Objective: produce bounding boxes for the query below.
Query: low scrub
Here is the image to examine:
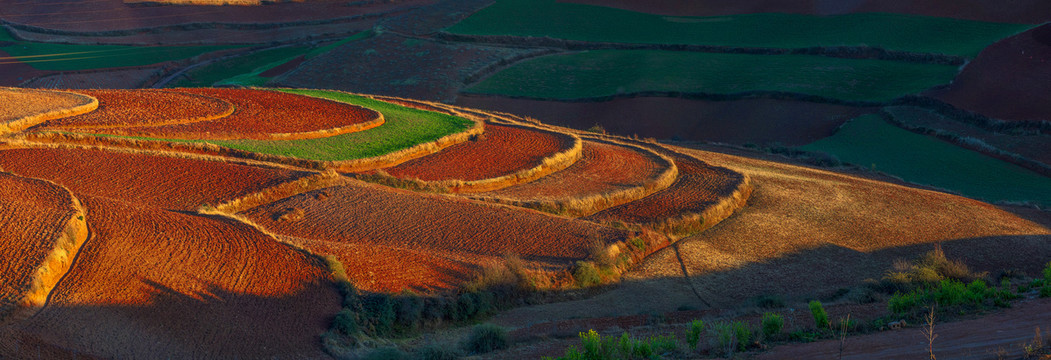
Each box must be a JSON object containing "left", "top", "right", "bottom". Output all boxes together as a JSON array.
[
  {"left": 462, "top": 324, "right": 509, "bottom": 354},
  {"left": 543, "top": 330, "right": 678, "bottom": 360},
  {"left": 877, "top": 247, "right": 987, "bottom": 293},
  {"left": 888, "top": 278, "right": 1017, "bottom": 316},
  {"left": 708, "top": 320, "right": 753, "bottom": 357}
]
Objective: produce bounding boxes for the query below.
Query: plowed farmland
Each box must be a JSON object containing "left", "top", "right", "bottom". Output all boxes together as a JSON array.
[
  {"left": 2, "top": 195, "right": 341, "bottom": 359},
  {"left": 0, "top": 147, "right": 308, "bottom": 211},
  {"left": 279, "top": 236, "right": 478, "bottom": 293},
  {"left": 585, "top": 147, "right": 745, "bottom": 225},
  {"left": 86, "top": 88, "right": 381, "bottom": 140},
  {"left": 480, "top": 139, "right": 670, "bottom": 210},
  {"left": 41, "top": 89, "right": 233, "bottom": 129},
  {"left": 0, "top": 173, "right": 80, "bottom": 321},
  {"left": 240, "top": 181, "right": 632, "bottom": 285},
  {"left": 384, "top": 123, "right": 574, "bottom": 182},
  {"left": 0, "top": 88, "right": 97, "bottom": 133},
  {"left": 930, "top": 24, "right": 1051, "bottom": 122}
]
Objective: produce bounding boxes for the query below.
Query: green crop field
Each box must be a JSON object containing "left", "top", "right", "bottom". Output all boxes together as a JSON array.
[
  {"left": 448, "top": 0, "right": 1031, "bottom": 57},
  {"left": 801, "top": 115, "right": 1051, "bottom": 206},
  {"left": 213, "top": 89, "right": 474, "bottom": 161},
  {"left": 465, "top": 50, "right": 959, "bottom": 102},
  {"left": 0, "top": 28, "right": 239, "bottom": 71}
]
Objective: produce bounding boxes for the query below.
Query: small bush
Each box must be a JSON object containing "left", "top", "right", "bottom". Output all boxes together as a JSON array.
[
  {"left": 463, "top": 324, "right": 509, "bottom": 354},
  {"left": 415, "top": 343, "right": 461, "bottom": 360},
  {"left": 709, "top": 321, "right": 750, "bottom": 356},
  {"left": 686, "top": 319, "right": 704, "bottom": 350},
  {"left": 809, "top": 300, "right": 829, "bottom": 329},
  {"left": 333, "top": 309, "right": 359, "bottom": 336},
  {"left": 545, "top": 330, "right": 677, "bottom": 360},
  {"left": 1041, "top": 286, "right": 1051, "bottom": 298},
  {"left": 364, "top": 347, "right": 408, "bottom": 360},
  {"left": 1044, "top": 262, "right": 1051, "bottom": 282},
  {"left": 754, "top": 294, "right": 785, "bottom": 309},
  {"left": 761, "top": 312, "right": 784, "bottom": 338},
  {"left": 573, "top": 261, "right": 602, "bottom": 287}
]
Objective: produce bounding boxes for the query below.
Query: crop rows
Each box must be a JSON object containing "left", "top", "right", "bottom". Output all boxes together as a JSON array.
[{"left": 41, "top": 89, "right": 234, "bottom": 130}]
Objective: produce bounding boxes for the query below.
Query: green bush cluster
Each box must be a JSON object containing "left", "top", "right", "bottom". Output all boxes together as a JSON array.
[
  {"left": 686, "top": 320, "right": 704, "bottom": 350},
  {"left": 463, "top": 324, "right": 509, "bottom": 354},
  {"left": 888, "top": 278, "right": 1017, "bottom": 316},
  {"left": 809, "top": 300, "right": 829, "bottom": 329},
  {"left": 708, "top": 320, "right": 752, "bottom": 357},
  {"left": 544, "top": 330, "right": 678, "bottom": 360},
  {"left": 761, "top": 312, "right": 784, "bottom": 338}
]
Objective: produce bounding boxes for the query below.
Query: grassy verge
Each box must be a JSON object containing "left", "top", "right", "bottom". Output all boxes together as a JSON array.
[
  {"left": 0, "top": 28, "right": 240, "bottom": 71},
  {"left": 464, "top": 50, "right": 959, "bottom": 102},
  {"left": 447, "top": 0, "right": 1031, "bottom": 57},
  {"left": 801, "top": 114, "right": 1051, "bottom": 206}
]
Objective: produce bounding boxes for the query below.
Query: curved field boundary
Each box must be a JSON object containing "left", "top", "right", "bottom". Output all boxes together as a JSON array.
[
  {"left": 468, "top": 136, "right": 679, "bottom": 217},
  {"left": 369, "top": 95, "right": 459, "bottom": 115},
  {"left": 40, "top": 89, "right": 236, "bottom": 130},
  {"left": 208, "top": 170, "right": 350, "bottom": 214},
  {"left": 0, "top": 174, "right": 87, "bottom": 325},
  {"left": 0, "top": 88, "right": 98, "bottom": 135},
  {"left": 382, "top": 122, "right": 584, "bottom": 193}
]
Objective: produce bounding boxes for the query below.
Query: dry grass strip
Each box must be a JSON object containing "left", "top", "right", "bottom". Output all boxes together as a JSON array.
[{"left": 0, "top": 88, "right": 98, "bottom": 135}]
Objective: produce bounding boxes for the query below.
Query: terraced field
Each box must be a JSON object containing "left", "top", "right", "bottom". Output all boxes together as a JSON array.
[
  {"left": 0, "top": 88, "right": 97, "bottom": 134},
  {"left": 1, "top": 195, "right": 341, "bottom": 359},
  {"left": 40, "top": 89, "right": 234, "bottom": 129},
  {"left": 0, "top": 147, "right": 309, "bottom": 211},
  {"left": 465, "top": 50, "right": 960, "bottom": 102},
  {"left": 448, "top": 0, "right": 1030, "bottom": 56}
]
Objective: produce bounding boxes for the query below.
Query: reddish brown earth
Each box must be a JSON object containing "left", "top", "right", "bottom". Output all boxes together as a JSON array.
[
  {"left": 0, "top": 173, "right": 78, "bottom": 318},
  {"left": 94, "top": 88, "right": 380, "bottom": 139},
  {"left": 759, "top": 298, "right": 1051, "bottom": 359},
  {"left": 384, "top": 123, "right": 574, "bottom": 182},
  {"left": 258, "top": 55, "right": 304, "bottom": 77},
  {"left": 0, "top": 147, "right": 308, "bottom": 211},
  {"left": 0, "top": 50, "right": 48, "bottom": 87},
  {"left": 277, "top": 33, "right": 545, "bottom": 101},
  {"left": 930, "top": 24, "right": 1051, "bottom": 122},
  {"left": 0, "top": 195, "right": 341, "bottom": 359},
  {"left": 482, "top": 139, "right": 664, "bottom": 199},
  {"left": 40, "top": 89, "right": 233, "bottom": 129},
  {"left": 562, "top": 0, "right": 1051, "bottom": 23},
  {"left": 240, "top": 181, "right": 633, "bottom": 289},
  {"left": 0, "top": 0, "right": 431, "bottom": 33},
  {"left": 23, "top": 67, "right": 162, "bottom": 89},
  {"left": 585, "top": 148, "right": 744, "bottom": 225},
  {"left": 456, "top": 95, "right": 869, "bottom": 146},
  {"left": 280, "top": 236, "right": 478, "bottom": 294}
]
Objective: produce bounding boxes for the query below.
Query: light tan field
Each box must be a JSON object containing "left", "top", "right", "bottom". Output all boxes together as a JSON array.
[{"left": 0, "top": 88, "right": 97, "bottom": 134}]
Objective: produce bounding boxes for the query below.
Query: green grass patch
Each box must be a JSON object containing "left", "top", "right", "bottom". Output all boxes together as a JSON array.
[
  {"left": 448, "top": 0, "right": 1031, "bottom": 57},
  {"left": 465, "top": 50, "right": 958, "bottom": 101},
  {"left": 0, "top": 28, "right": 239, "bottom": 71},
  {"left": 801, "top": 115, "right": 1051, "bottom": 206}
]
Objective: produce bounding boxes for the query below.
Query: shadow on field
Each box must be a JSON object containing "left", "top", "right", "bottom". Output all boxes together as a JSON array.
[{"left": 0, "top": 279, "right": 338, "bottom": 359}]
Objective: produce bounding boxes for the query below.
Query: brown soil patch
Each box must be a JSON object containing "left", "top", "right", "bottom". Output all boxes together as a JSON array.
[
  {"left": 385, "top": 123, "right": 574, "bottom": 182},
  {"left": 258, "top": 55, "right": 304, "bottom": 77},
  {"left": 455, "top": 95, "right": 868, "bottom": 146},
  {"left": 759, "top": 298, "right": 1051, "bottom": 359},
  {"left": 41, "top": 89, "right": 233, "bottom": 129},
  {"left": 0, "top": 173, "right": 79, "bottom": 321},
  {"left": 0, "top": 147, "right": 308, "bottom": 211},
  {"left": 562, "top": 0, "right": 1051, "bottom": 23},
  {"left": 0, "top": 88, "right": 97, "bottom": 133},
  {"left": 0, "top": 50, "right": 49, "bottom": 87},
  {"left": 0, "top": 195, "right": 341, "bottom": 359},
  {"left": 482, "top": 139, "right": 665, "bottom": 200},
  {"left": 23, "top": 67, "right": 162, "bottom": 89},
  {"left": 585, "top": 147, "right": 744, "bottom": 225},
  {"left": 930, "top": 24, "right": 1051, "bottom": 122},
  {"left": 90, "top": 88, "right": 381, "bottom": 140},
  {"left": 240, "top": 180, "right": 633, "bottom": 291}
]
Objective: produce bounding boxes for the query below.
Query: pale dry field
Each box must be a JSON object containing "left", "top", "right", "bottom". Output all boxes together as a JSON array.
[{"left": 0, "top": 88, "right": 97, "bottom": 134}]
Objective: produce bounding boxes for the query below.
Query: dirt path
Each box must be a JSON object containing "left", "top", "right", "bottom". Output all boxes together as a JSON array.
[{"left": 758, "top": 298, "right": 1051, "bottom": 359}]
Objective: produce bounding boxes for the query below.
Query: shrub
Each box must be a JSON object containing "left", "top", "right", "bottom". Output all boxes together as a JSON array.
[
  {"left": 463, "top": 324, "right": 509, "bottom": 354},
  {"left": 361, "top": 294, "right": 397, "bottom": 336},
  {"left": 1041, "top": 286, "right": 1051, "bottom": 298},
  {"left": 889, "top": 291, "right": 922, "bottom": 315},
  {"left": 686, "top": 319, "right": 704, "bottom": 350},
  {"left": 545, "top": 330, "right": 677, "bottom": 360},
  {"left": 333, "top": 309, "right": 359, "bottom": 336},
  {"left": 415, "top": 343, "right": 461, "bottom": 360},
  {"left": 709, "top": 321, "right": 750, "bottom": 356},
  {"left": 809, "top": 300, "right": 830, "bottom": 329},
  {"left": 761, "top": 312, "right": 784, "bottom": 338},
  {"left": 364, "top": 347, "right": 408, "bottom": 360},
  {"left": 1044, "top": 262, "right": 1051, "bottom": 282},
  {"left": 573, "top": 261, "right": 602, "bottom": 287},
  {"left": 754, "top": 294, "right": 785, "bottom": 309}
]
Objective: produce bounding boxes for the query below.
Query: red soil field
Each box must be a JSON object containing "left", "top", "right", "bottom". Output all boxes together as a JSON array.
[
  {"left": 384, "top": 123, "right": 574, "bottom": 182},
  {"left": 562, "top": 0, "right": 1051, "bottom": 23},
  {"left": 0, "top": 50, "right": 48, "bottom": 87},
  {"left": 94, "top": 88, "right": 381, "bottom": 139},
  {"left": 456, "top": 95, "right": 868, "bottom": 146},
  {"left": 280, "top": 236, "right": 478, "bottom": 294},
  {"left": 0, "top": 173, "right": 78, "bottom": 319},
  {"left": 0, "top": 147, "right": 309, "bottom": 211},
  {"left": 24, "top": 68, "right": 162, "bottom": 90},
  {"left": 482, "top": 139, "right": 665, "bottom": 200},
  {"left": 929, "top": 24, "right": 1051, "bottom": 122},
  {"left": 241, "top": 181, "right": 632, "bottom": 289},
  {"left": 0, "top": 0, "right": 431, "bottom": 33},
  {"left": 41, "top": 89, "right": 233, "bottom": 129},
  {"left": 1, "top": 195, "right": 341, "bottom": 359},
  {"left": 585, "top": 147, "right": 744, "bottom": 225}
]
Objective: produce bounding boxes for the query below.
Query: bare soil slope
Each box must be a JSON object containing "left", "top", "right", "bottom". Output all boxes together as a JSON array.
[
  {"left": 0, "top": 195, "right": 341, "bottom": 359},
  {"left": 0, "top": 147, "right": 308, "bottom": 211},
  {"left": 41, "top": 89, "right": 233, "bottom": 129},
  {"left": 930, "top": 24, "right": 1051, "bottom": 122}
]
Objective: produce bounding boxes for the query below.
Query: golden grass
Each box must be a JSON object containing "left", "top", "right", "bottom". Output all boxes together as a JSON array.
[
  {"left": 206, "top": 170, "right": 349, "bottom": 214},
  {"left": 467, "top": 135, "right": 680, "bottom": 217},
  {"left": 0, "top": 88, "right": 98, "bottom": 135},
  {"left": 265, "top": 112, "right": 384, "bottom": 141}
]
